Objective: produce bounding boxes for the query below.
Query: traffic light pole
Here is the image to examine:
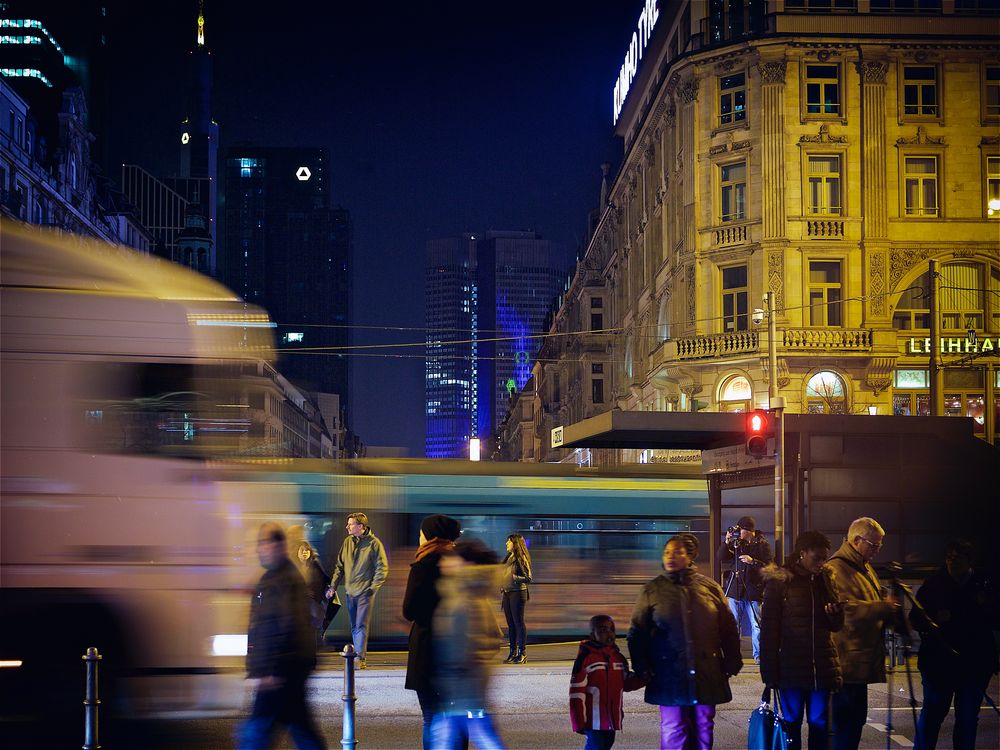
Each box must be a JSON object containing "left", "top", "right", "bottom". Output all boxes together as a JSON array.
[{"left": 766, "top": 292, "right": 785, "bottom": 564}]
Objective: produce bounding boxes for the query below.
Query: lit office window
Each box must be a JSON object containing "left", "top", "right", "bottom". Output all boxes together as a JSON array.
[
  {"left": 719, "top": 72, "right": 746, "bottom": 126},
  {"left": 808, "top": 261, "right": 843, "bottom": 327},
  {"left": 903, "top": 156, "right": 939, "bottom": 217},
  {"left": 805, "top": 65, "right": 840, "bottom": 116}
]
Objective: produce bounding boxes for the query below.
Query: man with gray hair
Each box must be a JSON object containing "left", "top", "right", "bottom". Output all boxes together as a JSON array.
[
  {"left": 826, "top": 517, "right": 900, "bottom": 750},
  {"left": 327, "top": 512, "right": 388, "bottom": 669}
]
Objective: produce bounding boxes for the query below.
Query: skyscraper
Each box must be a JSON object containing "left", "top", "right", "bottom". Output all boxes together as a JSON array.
[
  {"left": 425, "top": 231, "right": 566, "bottom": 458},
  {"left": 223, "top": 146, "right": 350, "bottom": 401}
]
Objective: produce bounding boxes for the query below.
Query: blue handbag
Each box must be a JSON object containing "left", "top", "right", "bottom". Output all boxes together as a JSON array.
[{"left": 748, "top": 687, "right": 791, "bottom": 750}]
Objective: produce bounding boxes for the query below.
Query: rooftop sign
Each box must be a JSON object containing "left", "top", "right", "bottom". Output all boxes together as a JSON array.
[{"left": 612, "top": 0, "right": 660, "bottom": 125}]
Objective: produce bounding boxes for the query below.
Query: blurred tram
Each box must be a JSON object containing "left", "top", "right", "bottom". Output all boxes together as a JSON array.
[
  {"left": 215, "top": 458, "right": 709, "bottom": 646},
  {"left": 0, "top": 224, "right": 709, "bottom": 739}
]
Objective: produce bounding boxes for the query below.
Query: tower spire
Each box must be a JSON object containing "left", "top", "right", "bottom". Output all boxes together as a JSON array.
[{"left": 197, "top": 0, "right": 205, "bottom": 47}]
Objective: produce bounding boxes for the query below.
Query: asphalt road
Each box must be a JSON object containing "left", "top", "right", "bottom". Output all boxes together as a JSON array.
[{"left": 141, "top": 642, "right": 998, "bottom": 749}]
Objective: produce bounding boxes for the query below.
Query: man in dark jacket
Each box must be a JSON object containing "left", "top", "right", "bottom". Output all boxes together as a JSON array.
[
  {"left": 911, "top": 539, "right": 1000, "bottom": 750},
  {"left": 717, "top": 515, "right": 772, "bottom": 662},
  {"left": 237, "top": 522, "right": 325, "bottom": 750}
]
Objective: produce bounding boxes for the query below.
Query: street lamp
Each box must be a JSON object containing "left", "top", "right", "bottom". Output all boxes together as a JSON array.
[{"left": 469, "top": 438, "right": 481, "bottom": 461}]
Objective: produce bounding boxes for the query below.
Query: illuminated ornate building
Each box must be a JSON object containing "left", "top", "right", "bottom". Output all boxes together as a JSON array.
[
  {"left": 513, "top": 0, "right": 1000, "bottom": 463},
  {"left": 425, "top": 231, "right": 566, "bottom": 458}
]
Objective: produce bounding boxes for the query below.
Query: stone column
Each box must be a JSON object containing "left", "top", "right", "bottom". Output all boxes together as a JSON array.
[{"left": 758, "top": 60, "right": 788, "bottom": 240}]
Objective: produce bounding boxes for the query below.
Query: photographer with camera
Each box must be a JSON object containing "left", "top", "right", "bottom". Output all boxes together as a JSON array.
[
  {"left": 826, "top": 517, "right": 900, "bottom": 750},
  {"left": 910, "top": 538, "right": 1000, "bottom": 750},
  {"left": 717, "top": 516, "right": 772, "bottom": 664}
]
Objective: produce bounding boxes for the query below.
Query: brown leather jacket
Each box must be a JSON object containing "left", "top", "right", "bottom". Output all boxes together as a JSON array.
[{"left": 826, "top": 541, "right": 896, "bottom": 684}]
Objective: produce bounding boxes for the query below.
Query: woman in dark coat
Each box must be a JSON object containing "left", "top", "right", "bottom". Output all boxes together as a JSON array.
[
  {"left": 760, "top": 530, "right": 844, "bottom": 750},
  {"left": 500, "top": 533, "right": 532, "bottom": 664},
  {"left": 294, "top": 540, "right": 331, "bottom": 647},
  {"left": 402, "top": 514, "right": 462, "bottom": 750},
  {"left": 628, "top": 533, "right": 741, "bottom": 750}
]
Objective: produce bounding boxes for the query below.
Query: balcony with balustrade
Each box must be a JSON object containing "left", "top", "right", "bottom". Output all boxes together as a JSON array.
[
  {"left": 674, "top": 330, "right": 760, "bottom": 361},
  {"left": 782, "top": 328, "right": 873, "bottom": 352}
]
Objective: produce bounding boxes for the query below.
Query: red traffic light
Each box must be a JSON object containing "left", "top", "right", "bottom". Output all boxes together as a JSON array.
[{"left": 745, "top": 409, "right": 772, "bottom": 457}]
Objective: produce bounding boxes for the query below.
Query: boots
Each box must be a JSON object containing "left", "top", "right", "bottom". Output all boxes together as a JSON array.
[
  {"left": 503, "top": 648, "right": 517, "bottom": 664},
  {"left": 511, "top": 648, "right": 526, "bottom": 664}
]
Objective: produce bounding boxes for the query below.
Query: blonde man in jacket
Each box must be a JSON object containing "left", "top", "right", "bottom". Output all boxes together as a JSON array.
[{"left": 826, "top": 517, "right": 900, "bottom": 750}]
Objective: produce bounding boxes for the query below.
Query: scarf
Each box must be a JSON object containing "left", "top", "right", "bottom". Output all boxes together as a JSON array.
[{"left": 414, "top": 536, "right": 454, "bottom": 562}]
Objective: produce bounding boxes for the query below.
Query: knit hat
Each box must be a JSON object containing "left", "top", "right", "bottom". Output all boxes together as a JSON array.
[
  {"left": 737, "top": 516, "right": 756, "bottom": 531},
  {"left": 420, "top": 514, "right": 461, "bottom": 542}
]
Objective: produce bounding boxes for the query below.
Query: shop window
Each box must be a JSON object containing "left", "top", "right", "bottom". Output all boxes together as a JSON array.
[
  {"left": 720, "top": 161, "right": 746, "bottom": 222},
  {"left": 718, "top": 71, "right": 746, "bottom": 127},
  {"left": 944, "top": 393, "right": 985, "bottom": 434},
  {"left": 719, "top": 374, "right": 752, "bottom": 412},
  {"left": 806, "top": 370, "right": 847, "bottom": 414},
  {"left": 805, "top": 64, "right": 841, "bottom": 117},
  {"left": 985, "top": 65, "right": 1000, "bottom": 121},
  {"left": 808, "top": 260, "right": 843, "bottom": 327},
  {"left": 721, "top": 264, "right": 749, "bottom": 332},
  {"left": 903, "top": 156, "right": 939, "bottom": 217},
  {"left": 895, "top": 369, "right": 929, "bottom": 388},
  {"left": 893, "top": 393, "right": 931, "bottom": 416},
  {"left": 807, "top": 155, "right": 842, "bottom": 214},
  {"left": 902, "top": 65, "right": 939, "bottom": 118}
]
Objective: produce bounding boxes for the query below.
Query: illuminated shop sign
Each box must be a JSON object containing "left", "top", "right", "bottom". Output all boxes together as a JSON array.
[
  {"left": 612, "top": 0, "right": 660, "bottom": 125},
  {"left": 907, "top": 337, "right": 998, "bottom": 354}
]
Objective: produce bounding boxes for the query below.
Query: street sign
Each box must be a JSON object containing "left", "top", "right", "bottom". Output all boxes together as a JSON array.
[
  {"left": 551, "top": 425, "right": 564, "bottom": 447},
  {"left": 702, "top": 443, "right": 774, "bottom": 474}
]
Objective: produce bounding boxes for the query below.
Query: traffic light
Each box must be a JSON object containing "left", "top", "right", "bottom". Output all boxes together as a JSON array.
[{"left": 745, "top": 409, "right": 773, "bottom": 457}]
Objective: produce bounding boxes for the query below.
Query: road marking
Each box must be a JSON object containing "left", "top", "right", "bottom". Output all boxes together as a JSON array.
[{"left": 866, "top": 722, "right": 914, "bottom": 747}]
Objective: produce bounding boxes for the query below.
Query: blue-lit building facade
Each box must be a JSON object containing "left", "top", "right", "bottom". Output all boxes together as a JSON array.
[
  {"left": 222, "top": 146, "right": 351, "bottom": 401},
  {"left": 425, "top": 231, "right": 566, "bottom": 458}
]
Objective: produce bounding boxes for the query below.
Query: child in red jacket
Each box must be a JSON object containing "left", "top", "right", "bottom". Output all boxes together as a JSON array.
[{"left": 569, "top": 615, "right": 645, "bottom": 750}]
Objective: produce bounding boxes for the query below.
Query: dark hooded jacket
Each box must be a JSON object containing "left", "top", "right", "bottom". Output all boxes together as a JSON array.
[
  {"left": 403, "top": 538, "right": 454, "bottom": 692},
  {"left": 760, "top": 561, "right": 844, "bottom": 691},
  {"left": 432, "top": 563, "right": 503, "bottom": 713},
  {"left": 627, "top": 566, "right": 742, "bottom": 707},
  {"left": 718, "top": 533, "right": 772, "bottom": 601},
  {"left": 246, "top": 557, "right": 317, "bottom": 679}
]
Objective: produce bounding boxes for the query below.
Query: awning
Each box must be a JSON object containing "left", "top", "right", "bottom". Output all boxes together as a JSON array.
[{"left": 561, "top": 409, "right": 748, "bottom": 450}]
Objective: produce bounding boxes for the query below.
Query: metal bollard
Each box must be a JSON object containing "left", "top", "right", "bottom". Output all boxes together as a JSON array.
[
  {"left": 340, "top": 644, "right": 358, "bottom": 749},
  {"left": 83, "top": 646, "right": 102, "bottom": 750}
]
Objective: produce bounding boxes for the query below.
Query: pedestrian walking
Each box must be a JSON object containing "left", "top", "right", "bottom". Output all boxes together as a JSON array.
[
  {"left": 500, "top": 533, "right": 532, "bottom": 664},
  {"left": 826, "top": 517, "right": 900, "bottom": 750},
  {"left": 291, "top": 535, "right": 331, "bottom": 648},
  {"left": 326, "top": 512, "right": 388, "bottom": 670},
  {"left": 569, "top": 615, "right": 645, "bottom": 750},
  {"left": 717, "top": 516, "right": 771, "bottom": 663},
  {"left": 910, "top": 538, "right": 1000, "bottom": 750},
  {"left": 430, "top": 538, "right": 506, "bottom": 749},
  {"left": 760, "top": 530, "right": 844, "bottom": 750},
  {"left": 403, "top": 513, "right": 462, "bottom": 750},
  {"left": 628, "top": 533, "right": 742, "bottom": 750},
  {"left": 236, "top": 522, "right": 326, "bottom": 750}
]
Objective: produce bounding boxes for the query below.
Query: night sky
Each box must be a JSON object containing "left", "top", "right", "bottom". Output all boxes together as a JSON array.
[{"left": 101, "top": 1, "right": 640, "bottom": 455}]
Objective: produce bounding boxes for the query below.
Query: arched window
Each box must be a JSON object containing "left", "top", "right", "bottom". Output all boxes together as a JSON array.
[
  {"left": 893, "top": 260, "right": 999, "bottom": 332},
  {"left": 719, "top": 374, "right": 752, "bottom": 412},
  {"left": 657, "top": 295, "right": 672, "bottom": 342},
  {"left": 806, "top": 370, "right": 847, "bottom": 414}
]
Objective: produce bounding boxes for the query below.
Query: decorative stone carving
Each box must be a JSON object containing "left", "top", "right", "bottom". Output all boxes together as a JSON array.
[
  {"left": 869, "top": 251, "right": 886, "bottom": 316},
  {"left": 761, "top": 357, "right": 791, "bottom": 389},
  {"left": 732, "top": 139, "right": 751, "bottom": 151},
  {"left": 664, "top": 71, "right": 682, "bottom": 98},
  {"left": 767, "top": 250, "right": 784, "bottom": 312},
  {"left": 896, "top": 126, "right": 945, "bottom": 146},
  {"left": 710, "top": 143, "right": 729, "bottom": 156},
  {"left": 757, "top": 61, "right": 787, "bottom": 85},
  {"left": 857, "top": 60, "right": 889, "bottom": 85},
  {"left": 716, "top": 59, "right": 737, "bottom": 73},
  {"left": 865, "top": 357, "right": 895, "bottom": 395},
  {"left": 677, "top": 78, "right": 700, "bottom": 105},
  {"left": 686, "top": 264, "right": 696, "bottom": 328},
  {"left": 798, "top": 123, "right": 848, "bottom": 144},
  {"left": 665, "top": 102, "right": 677, "bottom": 128},
  {"left": 889, "top": 248, "right": 932, "bottom": 290}
]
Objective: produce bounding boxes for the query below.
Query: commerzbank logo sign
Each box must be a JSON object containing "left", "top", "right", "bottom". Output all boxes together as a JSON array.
[{"left": 612, "top": 0, "right": 660, "bottom": 125}]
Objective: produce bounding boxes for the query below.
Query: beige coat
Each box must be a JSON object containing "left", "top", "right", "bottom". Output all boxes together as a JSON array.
[{"left": 827, "top": 541, "right": 896, "bottom": 684}]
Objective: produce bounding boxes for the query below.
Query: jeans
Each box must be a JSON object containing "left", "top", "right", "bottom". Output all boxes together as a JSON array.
[
  {"left": 346, "top": 589, "right": 374, "bottom": 659},
  {"left": 917, "top": 670, "right": 992, "bottom": 750},
  {"left": 430, "top": 711, "right": 504, "bottom": 750},
  {"left": 501, "top": 590, "right": 528, "bottom": 652},
  {"left": 659, "top": 704, "right": 716, "bottom": 750},
  {"left": 583, "top": 729, "right": 616, "bottom": 749},
  {"left": 417, "top": 688, "right": 439, "bottom": 750},
  {"left": 727, "top": 598, "right": 761, "bottom": 659},
  {"left": 235, "top": 675, "right": 326, "bottom": 750},
  {"left": 831, "top": 682, "right": 868, "bottom": 750},
  {"left": 780, "top": 688, "right": 832, "bottom": 750}
]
